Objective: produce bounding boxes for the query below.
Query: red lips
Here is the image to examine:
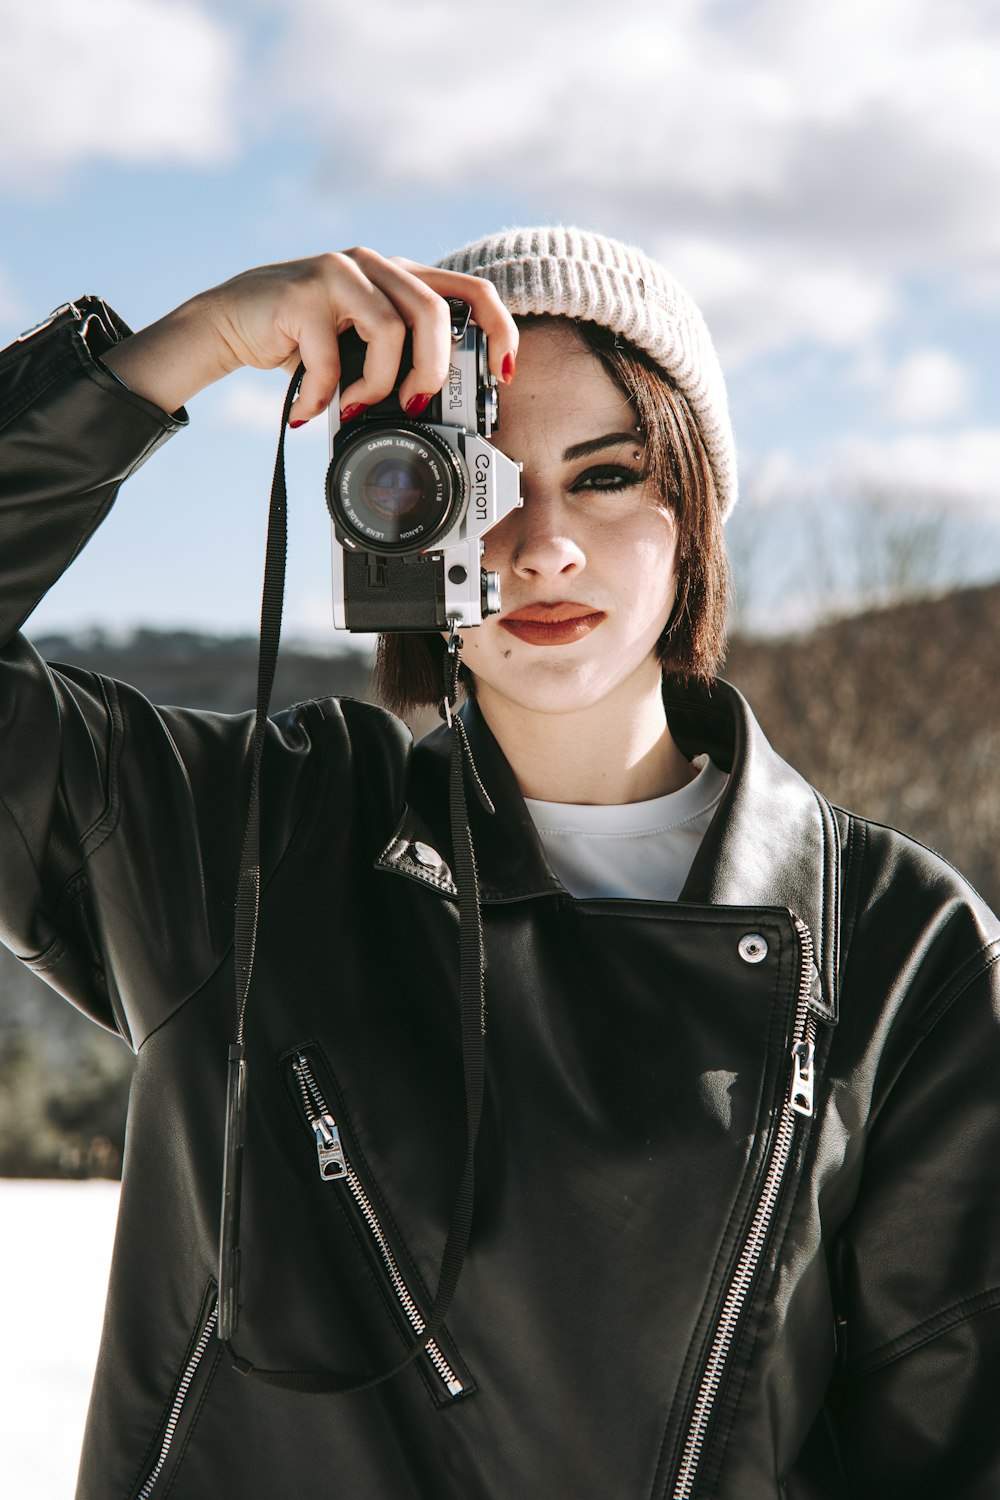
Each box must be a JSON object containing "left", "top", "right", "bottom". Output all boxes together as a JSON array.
[{"left": 499, "top": 601, "right": 606, "bottom": 647}]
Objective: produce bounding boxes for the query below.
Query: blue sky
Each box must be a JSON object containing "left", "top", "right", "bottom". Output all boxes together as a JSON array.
[{"left": 3, "top": 0, "right": 999, "bottom": 639}]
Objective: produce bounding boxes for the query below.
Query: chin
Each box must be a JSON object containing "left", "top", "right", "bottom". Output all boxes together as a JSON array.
[{"left": 472, "top": 655, "right": 645, "bottom": 718}]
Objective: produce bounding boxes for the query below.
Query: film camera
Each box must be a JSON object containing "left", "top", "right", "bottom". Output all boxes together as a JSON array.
[{"left": 326, "top": 299, "right": 523, "bottom": 632}]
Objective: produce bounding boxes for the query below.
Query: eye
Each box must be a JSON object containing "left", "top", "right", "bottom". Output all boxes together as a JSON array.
[{"left": 572, "top": 464, "right": 647, "bottom": 493}]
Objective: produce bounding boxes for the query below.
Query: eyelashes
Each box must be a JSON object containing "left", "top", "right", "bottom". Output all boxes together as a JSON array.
[{"left": 572, "top": 464, "right": 648, "bottom": 493}]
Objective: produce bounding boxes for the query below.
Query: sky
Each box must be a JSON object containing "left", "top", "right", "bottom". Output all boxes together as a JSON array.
[{"left": 2, "top": 0, "right": 999, "bottom": 640}]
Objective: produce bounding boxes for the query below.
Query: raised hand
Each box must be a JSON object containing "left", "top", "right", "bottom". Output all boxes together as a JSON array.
[{"left": 101, "top": 248, "right": 519, "bottom": 421}]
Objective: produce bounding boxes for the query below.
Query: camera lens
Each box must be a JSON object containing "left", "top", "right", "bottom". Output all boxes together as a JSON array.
[
  {"left": 327, "top": 425, "right": 465, "bottom": 553},
  {"left": 361, "top": 458, "right": 424, "bottom": 524}
]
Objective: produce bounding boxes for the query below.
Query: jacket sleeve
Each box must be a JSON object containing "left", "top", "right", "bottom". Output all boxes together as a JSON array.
[
  {"left": 0, "top": 301, "right": 318, "bottom": 1049},
  {"left": 829, "top": 869, "right": 1000, "bottom": 1497}
]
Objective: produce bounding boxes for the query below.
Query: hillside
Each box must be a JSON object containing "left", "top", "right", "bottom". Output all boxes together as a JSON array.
[
  {"left": 1, "top": 589, "right": 997, "bottom": 1177},
  {"left": 726, "top": 583, "right": 1000, "bottom": 905}
]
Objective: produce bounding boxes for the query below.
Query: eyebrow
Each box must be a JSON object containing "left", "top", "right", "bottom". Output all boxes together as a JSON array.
[{"left": 561, "top": 431, "right": 645, "bottom": 463}]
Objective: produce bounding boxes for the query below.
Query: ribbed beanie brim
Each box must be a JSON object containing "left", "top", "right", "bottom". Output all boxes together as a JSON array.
[{"left": 436, "top": 226, "right": 737, "bottom": 519}]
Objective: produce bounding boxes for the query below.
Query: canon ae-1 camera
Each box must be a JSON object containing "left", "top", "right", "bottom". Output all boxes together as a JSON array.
[{"left": 326, "top": 299, "right": 523, "bottom": 632}]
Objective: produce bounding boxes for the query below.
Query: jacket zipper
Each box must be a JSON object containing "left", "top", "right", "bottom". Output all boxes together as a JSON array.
[
  {"left": 134, "top": 1302, "right": 218, "bottom": 1499},
  {"left": 671, "top": 916, "right": 819, "bottom": 1500},
  {"left": 291, "top": 1051, "right": 466, "bottom": 1399}
]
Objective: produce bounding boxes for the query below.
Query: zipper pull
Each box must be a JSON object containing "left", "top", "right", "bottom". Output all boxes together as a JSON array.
[
  {"left": 790, "top": 1039, "right": 815, "bottom": 1118},
  {"left": 312, "top": 1114, "right": 349, "bottom": 1180}
]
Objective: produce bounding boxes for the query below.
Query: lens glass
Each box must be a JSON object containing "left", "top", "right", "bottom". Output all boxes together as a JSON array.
[
  {"left": 328, "top": 428, "right": 462, "bottom": 553},
  {"left": 361, "top": 458, "right": 424, "bottom": 523}
]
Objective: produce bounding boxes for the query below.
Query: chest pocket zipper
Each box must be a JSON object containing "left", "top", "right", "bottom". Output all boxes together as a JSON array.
[{"left": 288, "top": 1048, "right": 468, "bottom": 1401}]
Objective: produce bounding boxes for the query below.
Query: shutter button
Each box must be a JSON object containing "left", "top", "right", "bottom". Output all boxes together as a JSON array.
[{"left": 738, "top": 933, "right": 768, "bottom": 964}]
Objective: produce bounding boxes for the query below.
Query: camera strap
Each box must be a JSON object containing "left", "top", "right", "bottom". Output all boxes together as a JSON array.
[
  {"left": 219, "top": 366, "right": 494, "bottom": 1397},
  {"left": 217, "top": 363, "right": 300, "bottom": 1345}
]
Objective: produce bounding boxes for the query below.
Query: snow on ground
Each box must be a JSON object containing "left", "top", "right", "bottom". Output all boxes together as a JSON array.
[{"left": 0, "top": 1179, "right": 120, "bottom": 1500}]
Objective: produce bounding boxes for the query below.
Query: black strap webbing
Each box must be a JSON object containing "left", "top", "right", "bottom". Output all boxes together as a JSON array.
[{"left": 218, "top": 369, "right": 493, "bottom": 1394}]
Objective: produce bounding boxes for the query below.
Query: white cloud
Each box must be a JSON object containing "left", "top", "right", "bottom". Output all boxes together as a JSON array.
[
  {"left": 0, "top": 0, "right": 239, "bottom": 185},
  {"left": 882, "top": 349, "right": 973, "bottom": 426},
  {"left": 252, "top": 0, "right": 1000, "bottom": 371},
  {"left": 745, "top": 426, "right": 1000, "bottom": 512},
  {"left": 271, "top": 0, "right": 1000, "bottom": 268},
  {"left": 210, "top": 373, "right": 330, "bottom": 449},
  {"left": 213, "top": 377, "right": 286, "bottom": 432},
  {"left": 649, "top": 236, "right": 896, "bottom": 365},
  {"left": 737, "top": 426, "right": 1000, "bottom": 520},
  {"left": 836, "top": 428, "right": 1000, "bottom": 510}
]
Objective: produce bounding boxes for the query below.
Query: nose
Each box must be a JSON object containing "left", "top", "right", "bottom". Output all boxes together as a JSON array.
[{"left": 504, "top": 494, "right": 586, "bottom": 584}]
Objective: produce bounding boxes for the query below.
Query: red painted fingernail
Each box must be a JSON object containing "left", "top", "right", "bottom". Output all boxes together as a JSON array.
[
  {"left": 404, "top": 392, "right": 432, "bottom": 416},
  {"left": 502, "top": 351, "right": 516, "bottom": 384},
  {"left": 340, "top": 402, "right": 369, "bottom": 423},
  {"left": 289, "top": 418, "right": 307, "bottom": 429}
]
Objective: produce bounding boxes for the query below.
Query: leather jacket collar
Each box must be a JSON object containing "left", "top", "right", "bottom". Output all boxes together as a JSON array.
[{"left": 377, "top": 677, "right": 840, "bottom": 1021}]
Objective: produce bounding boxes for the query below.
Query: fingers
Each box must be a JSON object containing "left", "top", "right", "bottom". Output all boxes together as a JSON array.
[
  {"left": 334, "top": 248, "right": 453, "bottom": 416},
  {"left": 239, "top": 246, "right": 521, "bottom": 428},
  {"left": 390, "top": 259, "right": 520, "bottom": 386},
  {"left": 280, "top": 252, "right": 400, "bottom": 423},
  {"left": 290, "top": 318, "right": 341, "bottom": 422},
  {"left": 319, "top": 248, "right": 520, "bottom": 418},
  {"left": 285, "top": 254, "right": 407, "bottom": 422}
]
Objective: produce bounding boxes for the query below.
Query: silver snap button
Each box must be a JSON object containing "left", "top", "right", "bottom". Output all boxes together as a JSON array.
[
  {"left": 411, "top": 841, "right": 442, "bottom": 870},
  {"left": 738, "top": 933, "right": 768, "bottom": 964}
]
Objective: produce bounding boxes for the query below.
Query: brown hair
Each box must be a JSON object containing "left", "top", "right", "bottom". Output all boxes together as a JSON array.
[{"left": 372, "top": 316, "right": 729, "bottom": 716}]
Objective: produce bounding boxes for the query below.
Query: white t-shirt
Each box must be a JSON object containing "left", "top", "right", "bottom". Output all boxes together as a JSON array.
[{"left": 523, "top": 755, "right": 728, "bottom": 902}]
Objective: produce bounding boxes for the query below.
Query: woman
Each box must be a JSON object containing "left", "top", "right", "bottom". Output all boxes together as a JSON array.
[{"left": 1, "top": 229, "right": 998, "bottom": 1499}]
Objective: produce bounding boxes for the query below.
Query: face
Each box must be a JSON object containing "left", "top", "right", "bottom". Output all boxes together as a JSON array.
[{"left": 456, "top": 321, "right": 679, "bottom": 720}]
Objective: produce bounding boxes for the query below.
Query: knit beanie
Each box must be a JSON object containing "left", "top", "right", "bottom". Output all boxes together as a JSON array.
[{"left": 437, "top": 226, "right": 737, "bottom": 519}]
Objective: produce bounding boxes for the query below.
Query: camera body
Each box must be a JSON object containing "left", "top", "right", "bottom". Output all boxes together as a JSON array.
[{"left": 326, "top": 299, "right": 523, "bottom": 632}]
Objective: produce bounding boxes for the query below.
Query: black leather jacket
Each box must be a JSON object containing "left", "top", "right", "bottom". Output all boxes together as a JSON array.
[{"left": 3, "top": 301, "right": 1000, "bottom": 1500}]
